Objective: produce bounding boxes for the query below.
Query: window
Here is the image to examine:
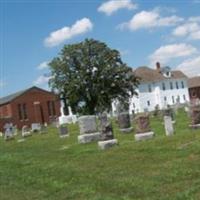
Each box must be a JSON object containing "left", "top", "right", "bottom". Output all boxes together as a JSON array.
[
  {"left": 172, "top": 96, "right": 175, "bottom": 104},
  {"left": 18, "top": 104, "right": 22, "bottom": 120},
  {"left": 176, "top": 81, "right": 179, "bottom": 89},
  {"left": 18, "top": 103, "right": 28, "bottom": 120},
  {"left": 164, "top": 96, "right": 167, "bottom": 101},
  {"left": 52, "top": 101, "right": 56, "bottom": 116},
  {"left": 162, "top": 82, "right": 166, "bottom": 91},
  {"left": 147, "top": 101, "right": 150, "bottom": 106},
  {"left": 192, "top": 91, "right": 196, "bottom": 97},
  {"left": 148, "top": 84, "right": 152, "bottom": 92},
  {"left": 183, "top": 94, "right": 186, "bottom": 101},
  {"left": 23, "top": 104, "right": 27, "bottom": 120},
  {"left": 181, "top": 81, "right": 184, "bottom": 88},
  {"left": 47, "top": 101, "right": 56, "bottom": 116},
  {"left": 170, "top": 82, "right": 173, "bottom": 90}
]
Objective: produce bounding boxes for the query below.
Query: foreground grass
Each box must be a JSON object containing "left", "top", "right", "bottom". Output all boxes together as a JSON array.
[{"left": 1, "top": 110, "right": 200, "bottom": 200}]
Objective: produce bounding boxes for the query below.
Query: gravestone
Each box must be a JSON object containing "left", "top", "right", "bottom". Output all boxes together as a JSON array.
[
  {"left": 77, "top": 115, "right": 101, "bottom": 144},
  {"left": 59, "top": 104, "right": 78, "bottom": 125},
  {"left": 189, "top": 105, "right": 200, "bottom": 129},
  {"left": 163, "top": 107, "right": 175, "bottom": 123},
  {"left": 118, "top": 112, "right": 133, "bottom": 133},
  {"left": 59, "top": 125, "right": 69, "bottom": 138},
  {"left": 134, "top": 114, "right": 154, "bottom": 141},
  {"left": 22, "top": 125, "right": 32, "bottom": 137},
  {"left": 4, "top": 123, "right": 15, "bottom": 141},
  {"left": 98, "top": 112, "right": 118, "bottom": 150},
  {"left": 40, "top": 125, "right": 48, "bottom": 134},
  {"left": 164, "top": 116, "right": 174, "bottom": 136},
  {"left": 31, "top": 123, "right": 41, "bottom": 132}
]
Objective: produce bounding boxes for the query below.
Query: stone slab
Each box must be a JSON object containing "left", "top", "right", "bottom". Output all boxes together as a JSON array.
[
  {"left": 22, "top": 132, "right": 32, "bottom": 137},
  {"left": 59, "top": 134, "right": 69, "bottom": 138},
  {"left": 78, "top": 115, "right": 97, "bottom": 134},
  {"left": 120, "top": 127, "right": 133, "bottom": 133},
  {"left": 164, "top": 116, "right": 174, "bottom": 136},
  {"left": 17, "top": 139, "right": 25, "bottom": 143},
  {"left": 98, "top": 139, "right": 118, "bottom": 150},
  {"left": 135, "top": 131, "right": 154, "bottom": 141},
  {"left": 189, "top": 124, "right": 200, "bottom": 129},
  {"left": 78, "top": 132, "right": 101, "bottom": 144}
]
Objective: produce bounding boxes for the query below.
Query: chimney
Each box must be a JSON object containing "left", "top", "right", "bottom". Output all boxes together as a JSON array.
[{"left": 156, "top": 62, "right": 161, "bottom": 71}]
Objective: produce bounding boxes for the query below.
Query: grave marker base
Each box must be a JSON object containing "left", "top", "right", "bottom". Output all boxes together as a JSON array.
[
  {"left": 78, "top": 132, "right": 101, "bottom": 144},
  {"left": 135, "top": 131, "right": 155, "bottom": 141},
  {"left": 120, "top": 127, "right": 133, "bottom": 133},
  {"left": 189, "top": 124, "right": 200, "bottom": 129},
  {"left": 98, "top": 139, "right": 118, "bottom": 150}
]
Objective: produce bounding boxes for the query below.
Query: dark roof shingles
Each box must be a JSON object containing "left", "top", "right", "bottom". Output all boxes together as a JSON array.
[
  {"left": 133, "top": 66, "right": 188, "bottom": 83},
  {"left": 188, "top": 76, "right": 200, "bottom": 88}
]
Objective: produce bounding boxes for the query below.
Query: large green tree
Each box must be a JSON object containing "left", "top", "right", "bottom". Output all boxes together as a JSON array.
[{"left": 49, "top": 39, "right": 139, "bottom": 115}]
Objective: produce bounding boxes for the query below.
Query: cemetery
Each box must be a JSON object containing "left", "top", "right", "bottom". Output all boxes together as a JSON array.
[{"left": 1, "top": 107, "right": 200, "bottom": 200}]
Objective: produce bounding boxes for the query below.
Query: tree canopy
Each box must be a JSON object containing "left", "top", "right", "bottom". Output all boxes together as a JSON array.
[{"left": 49, "top": 39, "right": 139, "bottom": 115}]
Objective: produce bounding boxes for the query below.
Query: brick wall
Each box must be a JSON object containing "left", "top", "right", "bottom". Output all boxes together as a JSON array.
[
  {"left": 0, "top": 104, "right": 12, "bottom": 118},
  {"left": 189, "top": 87, "right": 200, "bottom": 100},
  {"left": 0, "top": 88, "right": 60, "bottom": 130}
]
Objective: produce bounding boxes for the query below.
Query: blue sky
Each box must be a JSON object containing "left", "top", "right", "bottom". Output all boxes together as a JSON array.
[{"left": 1, "top": 0, "right": 200, "bottom": 97}]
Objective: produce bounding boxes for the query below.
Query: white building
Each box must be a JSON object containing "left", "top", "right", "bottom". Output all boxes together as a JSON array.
[{"left": 113, "top": 62, "right": 190, "bottom": 114}]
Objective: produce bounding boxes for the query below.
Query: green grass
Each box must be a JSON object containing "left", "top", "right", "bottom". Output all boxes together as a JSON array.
[{"left": 1, "top": 109, "right": 200, "bottom": 200}]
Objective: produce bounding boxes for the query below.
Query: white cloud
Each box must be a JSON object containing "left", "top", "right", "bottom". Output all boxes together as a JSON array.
[
  {"left": 98, "top": 0, "right": 137, "bottom": 16},
  {"left": 176, "top": 56, "right": 200, "bottom": 77},
  {"left": 172, "top": 20, "right": 200, "bottom": 40},
  {"left": 149, "top": 43, "right": 197, "bottom": 65},
  {"left": 37, "top": 61, "right": 49, "bottom": 70},
  {"left": 44, "top": 18, "right": 93, "bottom": 47},
  {"left": 33, "top": 75, "right": 51, "bottom": 85},
  {"left": 188, "top": 16, "right": 200, "bottom": 22},
  {"left": 119, "top": 9, "right": 183, "bottom": 31},
  {"left": 172, "top": 16, "right": 200, "bottom": 40},
  {"left": 172, "top": 22, "right": 199, "bottom": 37}
]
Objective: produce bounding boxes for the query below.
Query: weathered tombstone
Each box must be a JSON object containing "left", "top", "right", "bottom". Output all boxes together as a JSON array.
[
  {"left": 134, "top": 114, "right": 154, "bottom": 141},
  {"left": 4, "top": 123, "right": 15, "bottom": 141},
  {"left": 77, "top": 115, "right": 101, "bottom": 144},
  {"left": 59, "top": 125, "right": 69, "bottom": 138},
  {"left": 31, "top": 123, "right": 41, "bottom": 132},
  {"left": 163, "top": 107, "right": 175, "bottom": 123},
  {"left": 59, "top": 104, "right": 78, "bottom": 125},
  {"left": 40, "top": 125, "right": 48, "bottom": 134},
  {"left": 164, "top": 116, "right": 174, "bottom": 136},
  {"left": 118, "top": 112, "right": 133, "bottom": 133},
  {"left": 13, "top": 125, "right": 18, "bottom": 135},
  {"left": 22, "top": 125, "right": 32, "bottom": 137},
  {"left": 189, "top": 105, "right": 200, "bottom": 129},
  {"left": 98, "top": 112, "right": 118, "bottom": 150}
]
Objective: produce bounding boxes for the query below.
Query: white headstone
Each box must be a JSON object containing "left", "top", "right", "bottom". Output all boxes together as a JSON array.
[
  {"left": 22, "top": 125, "right": 31, "bottom": 137},
  {"left": 4, "top": 123, "right": 14, "bottom": 140},
  {"left": 31, "top": 123, "right": 41, "bottom": 132},
  {"left": 164, "top": 116, "right": 174, "bottom": 136}
]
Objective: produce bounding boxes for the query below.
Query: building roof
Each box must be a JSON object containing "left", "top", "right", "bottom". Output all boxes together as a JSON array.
[
  {"left": 0, "top": 86, "right": 55, "bottom": 106},
  {"left": 133, "top": 66, "right": 188, "bottom": 83},
  {"left": 188, "top": 76, "right": 200, "bottom": 88}
]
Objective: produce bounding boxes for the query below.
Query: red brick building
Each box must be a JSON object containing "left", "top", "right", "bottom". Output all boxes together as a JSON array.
[
  {"left": 0, "top": 86, "right": 60, "bottom": 131},
  {"left": 188, "top": 76, "right": 200, "bottom": 102}
]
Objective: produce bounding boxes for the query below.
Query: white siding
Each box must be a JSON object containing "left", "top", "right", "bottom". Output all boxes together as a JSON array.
[{"left": 130, "top": 78, "right": 189, "bottom": 113}]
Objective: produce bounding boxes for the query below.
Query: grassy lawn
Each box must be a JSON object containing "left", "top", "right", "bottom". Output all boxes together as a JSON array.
[{"left": 1, "top": 109, "right": 200, "bottom": 200}]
